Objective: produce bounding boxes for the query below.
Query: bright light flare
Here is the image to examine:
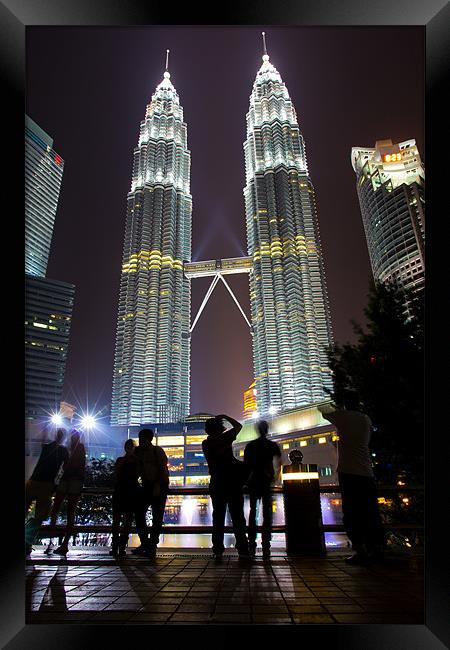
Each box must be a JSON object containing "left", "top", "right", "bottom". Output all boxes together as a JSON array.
[
  {"left": 80, "top": 414, "right": 97, "bottom": 430},
  {"left": 50, "top": 413, "right": 63, "bottom": 426}
]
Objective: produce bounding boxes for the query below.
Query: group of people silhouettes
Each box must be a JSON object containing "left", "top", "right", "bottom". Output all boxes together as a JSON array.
[
  {"left": 25, "top": 430, "right": 86, "bottom": 555},
  {"left": 26, "top": 398, "right": 385, "bottom": 565}
]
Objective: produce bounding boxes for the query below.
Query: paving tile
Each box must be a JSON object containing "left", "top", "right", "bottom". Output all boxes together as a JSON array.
[
  {"left": 288, "top": 605, "right": 327, "bottom": 613},
  {"left": 140, "top": 602, "right": 180, "bottom": 612},
  {"left": 210, "top": 613, "right": 252, "bottom": 623},
  {"left": 90, "top": 611, "right": 134, "bottom": 622},
  {"left": 177, "top": 603, "right": 215, "bottom": 612},
  {"left": 69, "top": 602, "right": 109, "bottom": 611},
  {"left": 323, "top": 604, "right": 364, "bottom": 613},
  {"left": 252, "top": 605, "right": 289, "bottom": 614},
  {"left": 104, "top": 602, "right": 142, "bottom": 611},
  {"left": 252, "top": 616, "right": 293, "bottom": 624},
  {"left": 128, "top": 612, "right": 172, "bottom": 622},
  {"left": 293, "top": 614, "right": 335, "bottom": 624},
  {"left": 169, "top": 612, "right": 212, "bottom": 622}
]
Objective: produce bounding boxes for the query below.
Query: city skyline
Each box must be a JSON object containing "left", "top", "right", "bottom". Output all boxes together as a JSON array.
[{"left": 26, "top": 26, "right": 424, "bottom": 419}]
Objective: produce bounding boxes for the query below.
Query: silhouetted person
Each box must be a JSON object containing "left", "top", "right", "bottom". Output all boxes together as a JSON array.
[
  {"left": 244, "top": 419, "right": 282, "bottom": 558},
  {"left": 319, "top": 393, "right": 385, "bottom": 565},
  {"left": 202, "top": 414, "right": 249, "bottom": 558},
  {"left": 25, "top": 428, "right": 69, "bottom": 555},
  {"left": 49, "top": 431, "right": 86, "bottom": 555},
  {"left": 133, "top": 429, "right": 169, "bottom": 558},
  {"left": 110, "top": 438, "right": 139, "bottom": 557}
]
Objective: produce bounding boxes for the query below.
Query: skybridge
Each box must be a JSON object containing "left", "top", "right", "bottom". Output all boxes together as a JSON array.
[{"left": 184, "top": 256, "right": 253, "bottom": 333}]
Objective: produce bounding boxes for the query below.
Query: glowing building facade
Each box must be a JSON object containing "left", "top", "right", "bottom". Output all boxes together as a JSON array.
[
  {"left": 243, "top": 380, "right": 257, "bottom": 420},
  {"left": 25, "top": 116, "right": 64, "bottom": 278},
  {"left": 243, "top": 48, "right": 333, "bottom": 416},
  {"left": 351, "top": 139, "right": 425, "bottom": 295},
  {"left": 25, "top": 116, "right": 74, "bottom": 424},
  {"left": 111, "top": 67, "right": 192, "bottom": 425},
  {"left": 25, "top": 276, "right": 75, "bottom": 419}
]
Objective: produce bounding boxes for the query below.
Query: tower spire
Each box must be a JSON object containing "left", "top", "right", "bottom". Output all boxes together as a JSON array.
[
  {"left": 262, "top": 32, "right": 267, "bottom": 55},
  {"left": 164, "top": 49, "right": 170, "bottom": 79}
]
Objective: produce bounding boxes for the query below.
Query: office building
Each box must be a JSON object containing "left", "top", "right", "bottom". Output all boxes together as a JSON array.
[
  {"left": 25, "top": 275, "right": 75, "bottom": 419},
  {"left": 351, "top": 138, "right": 425, "bottom": 295},
  {"left": 25, "top": 115, "right": 64, "bottom": 277}
]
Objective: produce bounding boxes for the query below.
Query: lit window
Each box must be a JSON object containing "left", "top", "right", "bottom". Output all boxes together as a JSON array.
[
  {"left": 157, "top": 436, "right": 184, "bottom": 446},
  {"left": 318, "top": 437, "right": 327, "bottom": 444}
]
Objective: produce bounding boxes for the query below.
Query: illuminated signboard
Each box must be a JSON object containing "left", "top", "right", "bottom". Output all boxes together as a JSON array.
[{"left": 384, "top": 153, "right": 402, "bottom": 163}]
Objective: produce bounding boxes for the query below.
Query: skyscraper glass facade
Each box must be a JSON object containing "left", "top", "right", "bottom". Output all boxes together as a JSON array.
[
  {"left": 25, "top": 276, "right": 75, "bottom": 419},
  {"left": 351, "top": 139, "right": 425, "bottom": 296},
  {"left": 243, "top": 52, "right": 333, "bottom": 416},
  {"left": 111, "top": 70, "right": 192, "bottom": 425},
  {"left": 25, "top": 116, "right": 64, "bottom": 278}
]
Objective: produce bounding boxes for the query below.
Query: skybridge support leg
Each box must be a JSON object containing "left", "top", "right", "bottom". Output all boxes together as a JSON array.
[
  {"left": 218, "top": 274, "right": 252, "bottom": 330},
  {"left": 190, "top": 274, "right": 220, "bottom": 334}
]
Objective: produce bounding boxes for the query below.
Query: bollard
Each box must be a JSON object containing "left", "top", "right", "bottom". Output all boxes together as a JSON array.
[{"left": 282, "top": 449, "right": 326, "bottom": 556}]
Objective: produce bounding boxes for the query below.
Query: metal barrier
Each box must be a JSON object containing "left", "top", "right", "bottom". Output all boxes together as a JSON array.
[{"left": 36, "top": 484, "right": 424, "bottom": 536}]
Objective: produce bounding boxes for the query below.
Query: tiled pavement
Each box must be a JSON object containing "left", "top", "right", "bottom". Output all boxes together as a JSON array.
[{"left": 26, "top": 548, "right": 423, "bottom": 625}]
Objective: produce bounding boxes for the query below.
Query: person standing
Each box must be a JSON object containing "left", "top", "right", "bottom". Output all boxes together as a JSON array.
[
  {"left": 202, "top": 414, "right": 249, "bottom": 559},
  {"left": 244, "top": 419, "right": 282, "bottom": 558},
  {"left": 49, "top": 431, "right": 86, "bottom": 555},
  {"left": 110, "top": 438, "right": 139, "bottom": 557},
  {"left": 319, "top": 393, "right": 385, "bottom": 565},
  {"left": 133, "top": 429, "right": 169, "bottom": 558},
  {"left": 25, "top": 428, "right": 69, "bottom": 555}
]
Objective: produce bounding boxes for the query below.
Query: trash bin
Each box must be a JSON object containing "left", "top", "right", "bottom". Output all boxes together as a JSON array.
[{"left": 282, "top": 449, "right": 325, "bottom": 556}]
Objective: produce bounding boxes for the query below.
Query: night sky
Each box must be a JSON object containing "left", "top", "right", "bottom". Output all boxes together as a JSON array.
[{"left": 26, "top": 26, "right": 424, "bottom": 420}]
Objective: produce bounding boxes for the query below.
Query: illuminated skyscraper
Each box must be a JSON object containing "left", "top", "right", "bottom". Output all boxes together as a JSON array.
[
  {"left": 25, "top": 276, "right": 75, "bottom": 419},
  {"left": 25, "top": 116, "right": 74, "bottom": 423},
  {"left": 351, "top": 139, "right": 425, "bottom": 296},
  {"left": 111, "top": 57, "right": 192, "bottom": 425},
  {"left": 243, "top": 381, "right": 257, "bottom": 420},
  {"left": 25, "top": 116, "right": 64, "bottom": 277},
  {"left": 244, "top": 37, "right": 333, "bottom": 415}
]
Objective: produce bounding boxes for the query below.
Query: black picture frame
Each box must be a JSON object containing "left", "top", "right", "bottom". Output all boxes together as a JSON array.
[{"left": 2, "top": 1, "right": 448, "bottom": 647}]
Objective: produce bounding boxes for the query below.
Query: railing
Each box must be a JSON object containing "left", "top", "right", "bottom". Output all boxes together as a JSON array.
[{"left": 36, "top": 485, "right": 424, "bottom": 537}]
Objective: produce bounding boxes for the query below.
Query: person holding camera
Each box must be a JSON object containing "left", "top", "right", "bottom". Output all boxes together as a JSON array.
[{"left": 202, "top": 414, "right": 249, "bottom": 559}]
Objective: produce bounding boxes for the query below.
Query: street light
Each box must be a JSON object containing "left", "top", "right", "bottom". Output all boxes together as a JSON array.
[
  {"left": 80, "top": 414, "right": 96, "bottom": 430},
  {"left": 50, "top": 413, "right": 63, "bottom": 426}
]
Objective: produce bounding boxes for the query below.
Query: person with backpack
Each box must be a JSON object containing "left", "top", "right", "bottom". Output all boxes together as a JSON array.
[
  {"left": 202, "top": 414, "right": 250, "bottom": 559},
  {"left": 133, "top": 429, "right": 169, "bottom": 558},
  {"left": 244, "top": 419, "right": 282, "bottom": 558},
  {"left": 25, "top": 428, "right": 69, "bottom": 555}
]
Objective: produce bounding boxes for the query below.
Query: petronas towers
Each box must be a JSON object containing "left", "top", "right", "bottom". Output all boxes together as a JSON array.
[
  {"left": 111, "top": 41, "right": 333, "bottom": 426},
  {"left": 111, "top": 62, "right": 192, "bottom": 425},
  {"left": 244, "top": 46, "right": 333, "bottom": 414}
]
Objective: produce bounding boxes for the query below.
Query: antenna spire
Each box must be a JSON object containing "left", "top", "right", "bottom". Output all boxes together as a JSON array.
[
  {"left": 165, "top": 49, "right": 170, "bottom": 72},
  {"left": 262, "top": 31, "right": 268, "bottom": 57}
]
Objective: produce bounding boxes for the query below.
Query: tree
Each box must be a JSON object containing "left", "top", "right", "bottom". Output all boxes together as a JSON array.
[
  {"left": 76, "top": 458, "right": 115, "bottom": 525},
  {"left": 326, "top": 280, "right": 424, "bottom": 483}
]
